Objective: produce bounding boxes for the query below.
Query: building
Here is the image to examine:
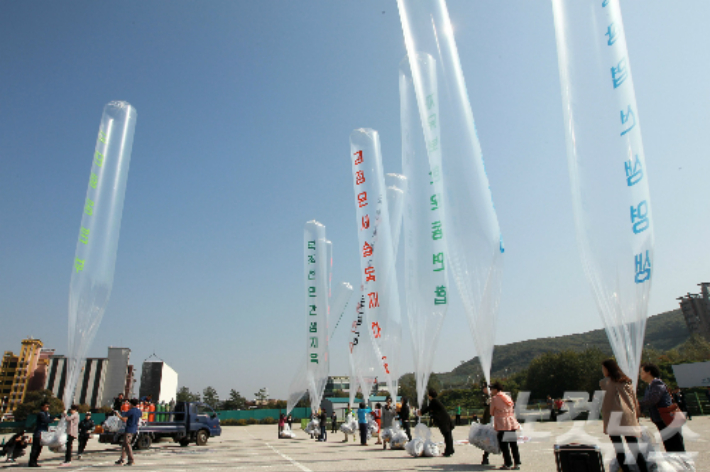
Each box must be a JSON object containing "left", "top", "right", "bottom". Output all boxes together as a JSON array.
[
  {"left": 44, "top": 355, "right": 109, "bottom": 408},
  {"left": 43, "top": 347, "right": 135, "bottom": 409},
  {"left": 678, "top": 282, "right": 710, "bottom": 342},
  {"left": 324, "top": 376, "right": 351, "bottom": 397},
  {"left": 139, "top": 360, "right": 178, "bottom": 403},
  {"left": 0, "top": 338, "right": 45, "bottom": 416},
  {"left": 103, "top": 347, "right": 133, "bottom": 406}
]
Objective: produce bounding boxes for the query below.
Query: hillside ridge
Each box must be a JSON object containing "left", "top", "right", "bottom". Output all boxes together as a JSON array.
[{"left": 434, "top": 309, "right": 688, "bottom": 387}]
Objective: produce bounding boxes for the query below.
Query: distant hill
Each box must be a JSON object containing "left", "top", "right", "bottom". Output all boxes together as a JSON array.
[{"left": 434, "top": 309, "right": 689, "bottom": 388}]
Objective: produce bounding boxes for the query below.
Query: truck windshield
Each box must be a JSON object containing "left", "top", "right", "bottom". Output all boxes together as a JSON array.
[{"left": 196, "top": 404, "right": 215, "bottom": 418}]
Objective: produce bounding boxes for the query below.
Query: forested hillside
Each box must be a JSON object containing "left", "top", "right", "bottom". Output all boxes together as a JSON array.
[{"left": 432, "top": 309, "right": 688, "bottom": 388}]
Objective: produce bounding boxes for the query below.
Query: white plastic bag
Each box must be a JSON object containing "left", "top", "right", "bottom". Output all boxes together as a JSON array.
[
  {"left": 390, "top": 424, "right": 409, "bottom": 450},
  {"left": 423, "top": 439, "right": 441, "bottom": 457},
  {"left": 405, "top": 438, "right": 425, "bottom": 457},
  {"left": 41, "top": 418, "right": 68, "bottom": 453},
  {"left": 305, "top": 418, "right": 319, "bottom": 436},
  {"left": 368, "top": 418, "right": 379, "bottom": 435},
  {"left": 406, "top": 423, "right": 433, "bottom": 458},
  {"left": 339, "top": 412, "right": 358, "bottom": 435},
  {"left": 279, "top": 424, "right": 296, "bottom": 439},
  {"left": 103, "top": 415, "right": 123, "bottom": 433},
  {"left": 468, "top": 423, "right": 500, "bottom": 455}
]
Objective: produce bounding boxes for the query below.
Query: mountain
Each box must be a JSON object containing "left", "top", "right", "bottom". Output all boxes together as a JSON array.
[{"left": 434, "top": 309, "right": 689, "bottom": 388}]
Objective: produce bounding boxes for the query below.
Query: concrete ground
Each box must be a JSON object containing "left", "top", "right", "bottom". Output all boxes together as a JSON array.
[{"left": 1, "top": 417, "right": 707, "bottom": 471}]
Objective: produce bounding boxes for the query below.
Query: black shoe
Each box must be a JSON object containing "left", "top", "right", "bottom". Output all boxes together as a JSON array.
[
  {"left": 115, "top": 459, "right": 124, "bottom": 465},
  {"left": 482, "top": 458, "right": 490, "bottom": 465},
  {"left": 29, "top": 464, "right": 41, "bottom": 468},
  {"left": 124, "top": 462, "right": 134, "bottom": 466}
]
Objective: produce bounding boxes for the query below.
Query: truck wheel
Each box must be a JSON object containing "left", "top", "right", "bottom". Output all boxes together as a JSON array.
[
  {"left": 179, "top": 438, "right": 190, "bottom": 447},
  {"left": 136, "top": 434, "right": 152, "bottom": 450},
  {"left": 196, "top": 430, "right": 209, "bottom": 446}
]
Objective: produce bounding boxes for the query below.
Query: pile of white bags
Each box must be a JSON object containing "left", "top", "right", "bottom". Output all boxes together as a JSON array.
[
  {"left": 405, "top": 423, "right": 441, "bottom": 457},
  {"left": 279, "top": 424, "right": 296, "bottom": 439},
  {"left": 469, "top": 422, "right": 500, "bottom": 455},
  {"left": 390, "top": 423, "right": 408, "bottom": 450},
  {"left": 609, "top": 429, "right": 695, "bottom": 472},
  {"left": 103, "top": 415, "right": 124, "bottom": 433},
  {"left": 339, "top": 413, "right": 357, "bottom": 435},
  {"left": 304, "top": 418, "right": 319, "bottom": 436},
  {"left": 41, "top": 418, "right": 67, "bottom": 453}
]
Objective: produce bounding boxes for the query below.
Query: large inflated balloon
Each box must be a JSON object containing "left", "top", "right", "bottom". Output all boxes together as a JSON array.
[
  {"left": 304, "top": 220, "right": 330, "bottom": 412},
  {"left": 397, "top": 0, "right": 504, "bottom": 384},
  {"left": 66, "top": 101, "right": 137, "bottom": 404},
  {"left": 349, "top": 129, "right": 403, "bottom": 396},
  {"left": 552, "top": 0, "right": 654, "bottom": 385},
  {"left": 400, "top": 57, "right": 450, "bottom": 408}
]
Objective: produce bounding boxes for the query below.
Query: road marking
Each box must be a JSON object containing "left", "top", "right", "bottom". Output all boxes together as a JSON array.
[{"left": 264, "top": 442, "right": 312, "bottom": 472}]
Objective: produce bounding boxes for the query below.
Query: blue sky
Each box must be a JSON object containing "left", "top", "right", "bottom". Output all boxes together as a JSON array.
[{"left": 1, "top": 1, "right": 708, "bottom": 401}]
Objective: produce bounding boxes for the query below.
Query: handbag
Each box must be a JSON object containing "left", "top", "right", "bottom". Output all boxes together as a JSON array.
[
  {"left": 657, "top": 403, "right": 686, "bottom": 428},
  {"left": 656, "top": 380, "right": 686, "bottom": 427}
]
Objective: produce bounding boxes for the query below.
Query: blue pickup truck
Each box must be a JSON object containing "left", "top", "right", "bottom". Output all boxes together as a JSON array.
[{"left": 99, "top": 402, "right": 222, "bottom": 449}]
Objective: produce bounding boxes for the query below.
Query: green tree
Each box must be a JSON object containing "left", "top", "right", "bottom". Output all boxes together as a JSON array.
[
  {"left": 222, "top": 389, "right": 247, "bottom": 410},
  {"left": 176, "top": 386, "right": 200, "bottom": 403},
  {"left": 13, "top": 389, "right": 64, "bottom": 422},
  {"left": 525, "top": 347, "right": 607, "bottom": 398},
  {"left": 202, "top": 386, "right": 220, "bottom": 409},
  {"left": 254, "top": 387, "right": 269, "bottom": 403}
]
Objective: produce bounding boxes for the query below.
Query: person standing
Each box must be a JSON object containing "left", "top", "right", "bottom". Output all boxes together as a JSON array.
[
  {"left": 356, "top": 402, "right": 371, "bottom": 446},
  {"left": 417, "top": 388, "right": 454, "bottom": 457},
  {"left": 331, "top": 411, "right": 337, "bottom": 434},
  {"left": 61, "top": 405, "right": 80, "bottom": 465},
  {"left": 546, "top": 395, "right": 557, "bottom": 422},
  {"left": 639, "top": 363, "right": 685, "bottom": 453},
  {"left": 480, "top": 385, "right": 493, "bottom": 466},
  {"left": 287, "top": 414, "right": 293, "bottom": 430},
  {"left": 77, "top": 412, "right": 95, "bottom": 458},
  {"left": 279, "top": 413, "right": 286, "bottom": 437},
  {"left": 456, "top": 405, "right": 462, "bottom": 426},
  {"left": 112, "top": 393, "right": 125, "bottom": 412},
  {"left": 490, "top": 382, "right": 521, "bottom": 470},
  {"left": 28, "top": 402, "right": 58, "bottom": 467},
  {"left": 600, "top": 360, "right": 648, "bottom": 472},
  {"left": 399, "top": 397, "right": 411, "bottom": 441},
  {"left": 116, "top": 399, "right": 142, "bottom": 466},
  {"left": 672, "top": 388, "right": 691, "bottom": 421},
  {"left": 318, "top": 409, "right": 327, "bottom": 442},
  {"left": 373, "top": 403, "right": 382, "bottom": 445},
  {"left": 381, "top": 396, "right": 396, "bottom": 450}
]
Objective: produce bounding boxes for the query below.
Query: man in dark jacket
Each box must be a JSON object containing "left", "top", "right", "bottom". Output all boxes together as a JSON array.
[
  {"left": 480, "top": 386, "right": 493, "bottom": 465},
  {"left": 318, "top": 409, "right": 327, "bottom": 442},
  {"left": 77, "top": 412, "right": 95, "bottom": 458},
  {"left": 28, "top": 402, "right": 58, "bottom": 467},
  {"left": 418, "top": 388, "right": 454, "bottom": 457},
  {"left": 112, "top": 393, "right": 125, "bottom": 412},
  {"left": 2, "top": 429, "right": 28, "bottom": 463}
]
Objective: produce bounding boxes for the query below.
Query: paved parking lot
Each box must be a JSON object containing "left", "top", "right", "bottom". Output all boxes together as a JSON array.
[{"left": 2, "top": 418, "right": 707, "bottom": 471}]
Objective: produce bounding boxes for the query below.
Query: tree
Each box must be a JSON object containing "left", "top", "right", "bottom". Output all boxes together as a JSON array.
[
  {"left": 525, "top": 347, "right": 607, "bottom": 398},
  {"left": 13, "top": 389, "right": 64, "bottom": 422},
  {"left": 202, "top": 386, "right": 220, "bottom": 409},
  {"left": 254, "top": 387, "right": 269, "bottom": 403},
  {"left": 222, "top": 389, "right": 247, "bottom": 410},
  {"left": 176, "top": 386, "right": 200, "bottom": 403}
]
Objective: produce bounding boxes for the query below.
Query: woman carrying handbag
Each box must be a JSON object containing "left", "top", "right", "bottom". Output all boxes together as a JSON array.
[{"left": 639, "top": 363, "right": 686, "bottom": 452}]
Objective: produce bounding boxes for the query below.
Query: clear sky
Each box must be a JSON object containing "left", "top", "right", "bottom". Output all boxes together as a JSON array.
[{"left": 1, "top": 1, "right": 708, "bottom": 401}]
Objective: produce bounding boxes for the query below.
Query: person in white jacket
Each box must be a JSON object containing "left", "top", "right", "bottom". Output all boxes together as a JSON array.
[{"left": 62, "top": 405, "right": 80, "bottom": 466}]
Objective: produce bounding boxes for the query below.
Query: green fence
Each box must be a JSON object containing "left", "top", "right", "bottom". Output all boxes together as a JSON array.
[{"left": 216, "top": 407, "right": 311, "bottom": 421}]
